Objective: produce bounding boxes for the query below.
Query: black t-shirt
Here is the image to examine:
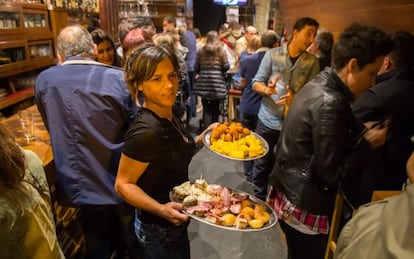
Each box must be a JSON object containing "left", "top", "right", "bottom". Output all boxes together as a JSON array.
[
  {"left": 123, "top": 108, "right": 195, "bottom": 225},
  {"left": 290, "top": 55, "right": 299, "bottom": 66}
]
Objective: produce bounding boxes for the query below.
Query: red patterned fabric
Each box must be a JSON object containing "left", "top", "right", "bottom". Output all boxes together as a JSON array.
[{"left": 268, "top": 188, "right": 329, "bottom": 234}]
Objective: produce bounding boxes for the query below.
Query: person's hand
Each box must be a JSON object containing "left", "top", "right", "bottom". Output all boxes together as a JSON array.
[
  {"left": 160, "top": 202, "right": 189, "bottom": 226},
  {"left": 264, "top": 74, "right": 279, "bottom": 96},
  {"left": 276, "top": 85, "right": 294, "bottom": 106},
  {"left": 363, "top": 120, "right": 390, "bottom": 148},
  {"left": 195, "top": 122, "right": 220, "bottom": 145}
]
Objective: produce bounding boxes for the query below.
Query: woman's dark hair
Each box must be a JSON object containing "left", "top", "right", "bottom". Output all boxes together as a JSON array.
[
  {"left": 0, "top": 125, "right": 25, "bottom": 189},
  {"left": 199, "top": 30, "right": 226, "bottom": 64},
  {"left": 124, "top": 43, "right": 180, "bottom": 105},
  {"left": 90, "top": 28, "right": 122, "bottom": 67},
  {"left": 332, "top": 23, "right": 394, "bottom": 70},
  {"left": 163, "top": 16, "right": 176, "bottom": 27}
]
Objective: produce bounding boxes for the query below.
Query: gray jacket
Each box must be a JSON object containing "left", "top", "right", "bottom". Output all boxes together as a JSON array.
[{"left": 335, "top": 184, "right": 414, "bottom": 259}]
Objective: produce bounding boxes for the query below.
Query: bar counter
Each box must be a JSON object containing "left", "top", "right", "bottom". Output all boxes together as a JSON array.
[
  {"left": 1, "top": 104, "right": 53, "bottom": 167},
  {"left": 1, "top": 104, "right": 85, "bottom": 258}
]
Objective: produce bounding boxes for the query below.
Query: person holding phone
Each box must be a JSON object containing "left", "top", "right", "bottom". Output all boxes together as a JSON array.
[
  {"left": 353, "top": 30, "right": 414, "bottom": 195},
  {"left": 268, "top": 23, "right": 393, "bottom": 259},
  {"left": 251, "top": 17, "right": 320, "bottom": 201}
]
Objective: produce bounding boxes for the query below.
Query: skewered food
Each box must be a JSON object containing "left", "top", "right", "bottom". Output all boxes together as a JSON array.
[
  {"left": 209, "top": 122, "right": 266, "bottom": 159},
  {"left": 172, "top": 180, "right": 274, "bottom": 230},
  {"left": 240, "top": 206, "right": 255, "bottom": 218},
  {"left": 235, "top": 213, "right": 250, "bottom": 229}
]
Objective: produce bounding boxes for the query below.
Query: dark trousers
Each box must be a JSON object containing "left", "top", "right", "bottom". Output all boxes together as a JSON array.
[
  {"left": 240, "top": 112, "right": 258, "bottom": 131},
  {"left": 252, "top": 119, "right": 280, "bottom": 200},
  {"left": 240, "top": 112, "right": 259, "bottom": 181},
  {"left": 201, "top": 98, "right": 221, "bottom": 130},
  {"left": 79, "top": 203, "right": 139, "bottom": 259},
  {"left": 279, "top": 220, "right": 328, "bottom": 259},
  {"left": 187, "top": 71, "right": 196, "bottom": 118},
  {"left": 135, "top": 218, "right": 190, "bottom": 259}
]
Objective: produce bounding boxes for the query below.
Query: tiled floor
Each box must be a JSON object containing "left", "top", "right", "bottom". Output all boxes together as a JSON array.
[{"left": 186, "top": 113, "right": 287, "bottom": 259}]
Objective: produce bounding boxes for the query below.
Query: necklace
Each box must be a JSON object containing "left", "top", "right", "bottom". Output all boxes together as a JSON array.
[{"left": 170, "top": 117, "right": 190, "bottom": 143}]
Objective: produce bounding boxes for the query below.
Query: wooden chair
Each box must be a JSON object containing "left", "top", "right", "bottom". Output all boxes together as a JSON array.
[
  {"left": 324, "top": 188, "right": 356, "bottom": 259},
  {"left": 227, "top": 88, "right": 242, "bottom": 121},
  {"left": 324, "top": 188, "right": 403, "bottom": 259},
  {"left": 371, "top": 190, "right": 402, "bottom": 202}
]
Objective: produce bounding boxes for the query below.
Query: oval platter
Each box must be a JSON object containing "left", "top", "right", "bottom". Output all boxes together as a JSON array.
[
  {"left": 202, "top": 129, "right": 269, "bottom": 161},
  {"left": 170, "top": 185, "right": 277, "bottom": 232}
]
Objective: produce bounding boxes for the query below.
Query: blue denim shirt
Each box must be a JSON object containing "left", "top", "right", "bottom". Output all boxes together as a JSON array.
[
  {"left": 35, "top": 57, "right": 137, "bottom": 205},
  {"left": 252, "top": 43, "right": 320, "bottom": 130}
]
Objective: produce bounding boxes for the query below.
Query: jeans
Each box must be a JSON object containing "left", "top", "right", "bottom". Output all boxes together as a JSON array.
[
  {"left": 134, "top": 217, "right": 190, "bottom": 259},
  {"left": 240, "top": 112, "right": 258, "bottom": 131},
  {"left": 240, "top": 112, "right": 259, "bottom": 181},
  {"left": 252, "top": 119, "right": 280, "bottom": 201}
]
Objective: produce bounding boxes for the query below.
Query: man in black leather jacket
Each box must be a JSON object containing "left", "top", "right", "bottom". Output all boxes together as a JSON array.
[{"left": 268, "top": 24, "right": 394, "bottom": 259}]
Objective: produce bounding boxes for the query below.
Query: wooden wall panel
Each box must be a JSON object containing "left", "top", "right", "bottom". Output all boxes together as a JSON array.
[
  {"left": 99, "top": 0, "right": 119, "bottom": 41},
  {"left": 278, "top": 0, "right": 414, "bottom": 38}
]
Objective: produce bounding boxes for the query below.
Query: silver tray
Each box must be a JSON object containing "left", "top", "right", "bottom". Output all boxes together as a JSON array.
[
  {"left": 170, "top": 186, "right": 277, "bottom": 232},
  {"left": 202, "top": 129, "right": 269, "bottom": 161}
]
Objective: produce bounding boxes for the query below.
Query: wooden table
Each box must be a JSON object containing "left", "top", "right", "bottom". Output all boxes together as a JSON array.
[
  {"left": 1, "top": 105, "right": 85, "bottom": 257},
  {"left": 1, "top": 105, "right": 53, "bottom": 167}
]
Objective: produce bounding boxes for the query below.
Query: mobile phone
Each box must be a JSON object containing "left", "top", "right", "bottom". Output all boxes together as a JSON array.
[{"left": 370, "top": 118, "right": 391, "bottom": 129}]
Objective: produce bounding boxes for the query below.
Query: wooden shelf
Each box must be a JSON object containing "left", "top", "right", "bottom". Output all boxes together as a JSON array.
[
  {"left": 0, "top": 87, "right": 34, "bottom": 110},
  {"left": 0, "top": 57, "right": 55, "bottom": 79},
  {"left": 0, "top": 2, "right": 58, "bottom": 112}
]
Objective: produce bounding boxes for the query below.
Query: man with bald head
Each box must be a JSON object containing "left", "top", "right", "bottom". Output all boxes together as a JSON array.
[
  {"left": 35, "top": 25, "right": 138, "bottom": 259},
  {"left": 236, "top": 25, "right": 258, "bottom": 57}
]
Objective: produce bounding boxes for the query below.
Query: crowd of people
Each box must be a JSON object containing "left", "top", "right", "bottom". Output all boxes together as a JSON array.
[{"left": 1, "top": 10, "right": 413, "bottom": 259}]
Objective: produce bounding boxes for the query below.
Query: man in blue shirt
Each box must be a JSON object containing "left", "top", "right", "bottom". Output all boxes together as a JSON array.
[
  {"left": 35, "top": 25, "right": 138, "bottom": 259},
  {"left": 251, "top": 17, "right": 320, "bottom": 201},
  {"left": 239, "top": 30, "right": 279, "bottom": 182}
]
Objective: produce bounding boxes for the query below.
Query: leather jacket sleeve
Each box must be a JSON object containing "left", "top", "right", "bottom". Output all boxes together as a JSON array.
[
  {"left": 313, "top": 99, "right": 370, "bottom": 190},
  {"left": 271, "top": 70, "right": 372, "bottom": 214}
]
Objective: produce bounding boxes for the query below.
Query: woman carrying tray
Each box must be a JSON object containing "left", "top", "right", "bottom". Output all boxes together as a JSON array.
[{"left": 115, "top": 43, "right": 215, "bottom": 259}]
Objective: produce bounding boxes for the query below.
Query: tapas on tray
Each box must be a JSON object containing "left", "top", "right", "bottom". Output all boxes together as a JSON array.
[
  {"left": 170, "top": 179, "right": 277, "bottom": 231},
  {"left": 203, "top": 122, "right": 269, "bottom": 161}
]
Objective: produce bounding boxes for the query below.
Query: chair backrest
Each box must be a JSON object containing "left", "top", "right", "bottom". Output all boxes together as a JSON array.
[
  {"left": 324, "top": 189, "right": 345, "bottom": 259},
  {"left": 325, "top": 188, "right": 358, "bottom": 259}
]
